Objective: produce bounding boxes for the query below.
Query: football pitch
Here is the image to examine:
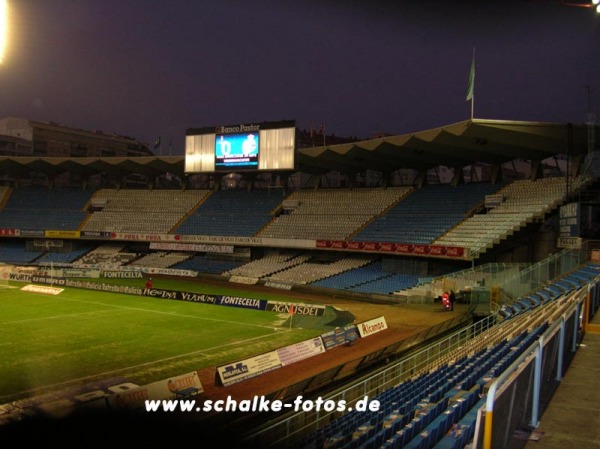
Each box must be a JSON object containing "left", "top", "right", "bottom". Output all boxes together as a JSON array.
[{"left": 0, "top": 278, "right": 344, "bottom": 404}]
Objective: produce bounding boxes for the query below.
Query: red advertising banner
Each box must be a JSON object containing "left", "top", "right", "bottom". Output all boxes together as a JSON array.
[
  {"left": 445, "top": 246, "right": 465, "bottom": 257},
  {"left": 412, "top": 244, "right": 430, "bottom": 255},
  {"left": 396, "top": 243, "right": 413, "bottom": 254},
  {"left": 379, "top": 242, "right": 396, "bottom": 252},
  {"left": 428, "top": 245, "right": 447, "bottom": 256},
  {"left": 314, "top": 240, "right": 467, "bottom": 259},
  {"left": 329, "top": 240, "right": 347, "bottom": 249},
  {"left": 363, "top": 242, "right": 380, "bottom": 251}
]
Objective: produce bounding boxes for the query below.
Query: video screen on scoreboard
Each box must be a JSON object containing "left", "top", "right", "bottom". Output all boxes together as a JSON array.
[
  {"left": 215, "top": 132, "right": 259, "bottom": 170},
  {"left": 184, "top": 120, "right": 296, "bottom": 174}
]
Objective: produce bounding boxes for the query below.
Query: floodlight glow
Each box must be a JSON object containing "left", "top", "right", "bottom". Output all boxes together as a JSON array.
[
  {"left": 0, "top": 0, "right": 6, "bottom": 64},
  {"left": 593, "top": 0, "right": 600, "bottom": 5}
]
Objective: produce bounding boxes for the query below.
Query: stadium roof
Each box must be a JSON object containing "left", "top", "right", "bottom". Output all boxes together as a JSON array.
[
  {"left": 296, "top": 119, "right": 594, "bottom": 175},
  {"left": 0, "top": 119, "right": 595, "bottom": 179}
]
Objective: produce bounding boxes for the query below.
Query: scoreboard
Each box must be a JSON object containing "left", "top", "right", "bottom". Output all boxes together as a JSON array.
[{"left": 185, "top": 120, "right": 296, "bottom": 173}]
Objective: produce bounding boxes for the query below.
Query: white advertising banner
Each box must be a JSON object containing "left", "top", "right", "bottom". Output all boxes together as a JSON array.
[
  {"left": 357, "top": 316, "right": 388, "bottom": 338},
  {"left": 217, "top": 351, "right": 282, "bottom": 387},
  {"left": 277, "top": 337, "right": 325, "bottom": 366},
  {"left": 107, "top": 371, "right": 203, "bottom": 410}
]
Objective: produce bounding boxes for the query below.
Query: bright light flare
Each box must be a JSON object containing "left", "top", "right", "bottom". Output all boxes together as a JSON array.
[{"left": 0, "top": 0, "right": 6, "bottom": 64}]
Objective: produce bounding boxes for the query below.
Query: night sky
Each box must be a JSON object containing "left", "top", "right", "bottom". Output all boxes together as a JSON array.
[{"left": 0, "top": 0, "right": 598, "bottom": 155}]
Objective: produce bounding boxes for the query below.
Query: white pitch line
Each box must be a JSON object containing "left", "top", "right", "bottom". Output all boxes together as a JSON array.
[
  {"left": 1, "top": 309, "right": 120, "bottom": 325},
  {"left": 0, "top": 330, "right": 291, "bottom": 401},
  {"left": 6, "top": 294, "right": 280, "bottom": 330}
]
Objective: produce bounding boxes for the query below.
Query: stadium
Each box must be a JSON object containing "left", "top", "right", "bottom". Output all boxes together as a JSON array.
[{"left": 0, "top": 116, "right": 599, "bottom": 449}]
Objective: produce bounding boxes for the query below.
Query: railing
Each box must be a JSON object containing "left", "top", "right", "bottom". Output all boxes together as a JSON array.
[
  {"left": 244, "top": 256, "right": 600, "bottom": 448},
  {"left": 243, "top": 308, "right": 493, "bottom": 448},
  {"left": 397, "top": 262, "right": 528, "bottom": 304},
  {"left": 404, "top": 245, "right": 589, "bottom": 312},
  {"left": 500, "top": 244, "right": 588, "bottom": 304},
  {"left": 473, "top": 285, "right": 594, "bottom": 449}
]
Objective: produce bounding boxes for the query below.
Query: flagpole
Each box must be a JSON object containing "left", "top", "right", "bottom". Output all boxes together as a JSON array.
[
  {"left": 466, "top": 47, "right": 476, "bottom": 120},
  {"left": 471, "top": 47, "right": 475, "bottom": 120}
]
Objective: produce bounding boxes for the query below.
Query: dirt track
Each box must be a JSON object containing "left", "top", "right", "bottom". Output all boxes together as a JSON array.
[{"left": 194, "top": 285, "right": 466, "bottom": 403}]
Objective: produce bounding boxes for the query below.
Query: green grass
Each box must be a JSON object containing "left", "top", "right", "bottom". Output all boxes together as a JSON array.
[{"left": 0, "top": 280, "right": 346, "bottom": 403}]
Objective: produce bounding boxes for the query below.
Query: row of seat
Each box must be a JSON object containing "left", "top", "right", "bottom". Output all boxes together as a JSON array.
[
  {"left": 0, "top": 179, "right": 589, "bottom": 255},
  {"left": 433, "top": 175, "right": 594, "bottom": 254},
  {"left": 499, "top": 264, "right": 600, "bottom": 320},
  {"left": 296, "top": 264, "right": 595, "bottom": 449}
]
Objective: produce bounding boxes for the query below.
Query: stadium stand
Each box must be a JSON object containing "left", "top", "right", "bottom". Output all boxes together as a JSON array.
[
  {"left": 174, "top": 188, "right": 285, "bottom": 236},
  {"left": 72, "top": 242, "right": 139, "bottom": 267},
  {"left": 128, "top": 251, "right": 194, "bottom": 268},
  {"left": 0, "top": 176, "right": 596, "bottom": 300},
  {"left": 257, "top": 187, "right": 412, "bottom": 240},
  {"left": 433, "top": 175, "right": 594, "bottom": 257},
  {"left": 34, "top": 242, "right": 96, "bottom": 265},
  {"left": 223, "top": 250, "right": 312, "bottom": 278},
  {"left": 0, "top": 186, "right": 92, "bottom": 231},
  {"left": 82, "top": 188, "right": 210, "bottom": 233},
  {"left": 0, "top": 167, "right": 599, "bottom": 449},
  {"left": 171, "top": 254, "right": 245, "bottom": 274},
  {"left": 265, "top": 254, "right": 374, "bottom": 285},
  {"left": 0, "top": 239, "right": 43, "bottom": 263},
  {"left": 353, "top": 183, "right": 502, "bottom": 245}
]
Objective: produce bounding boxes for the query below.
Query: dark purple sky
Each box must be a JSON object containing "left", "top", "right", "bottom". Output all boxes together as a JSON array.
[{"left": 0, "top": 0, "right": 598, "bottom": 155}]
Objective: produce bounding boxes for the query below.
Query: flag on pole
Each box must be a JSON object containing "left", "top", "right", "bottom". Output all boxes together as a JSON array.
[
  {"left": 466, "top": 51, "right": 475, "bottom": 101},
  {"left": 289, "top": 304, "right": 294, "bottom": 330}
]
